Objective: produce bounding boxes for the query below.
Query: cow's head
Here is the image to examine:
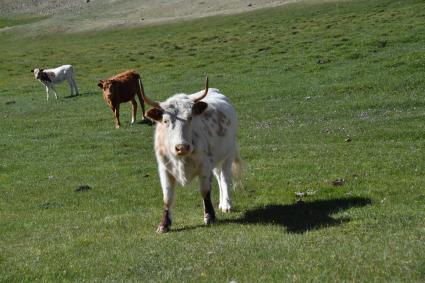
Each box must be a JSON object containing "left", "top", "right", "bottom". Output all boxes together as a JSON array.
[
  {"left": 31, "top": 68, "right": 43, "bottom": 80},
  {"left": 98, "top": 79, "right": 118, "bottom": 97},
  {"left": 31, "top": 68, "right": 54, "bottom": 82},
  {"left": 143, "top": 77, "right": 209, "bottom": 157}
]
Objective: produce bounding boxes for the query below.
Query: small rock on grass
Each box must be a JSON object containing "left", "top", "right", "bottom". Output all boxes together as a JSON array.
[
  {"left": 332, "top": 179, "right": 345, "bottom": 186},
  {"left": 76, "top": 185, "right": 92, "bottom": 192}
]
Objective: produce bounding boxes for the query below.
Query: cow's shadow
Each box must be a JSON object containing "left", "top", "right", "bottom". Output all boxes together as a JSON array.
[
  {"left": 174, "top": 197, "right": 371, "bottom": 234},
  {"left": 64, "top": 91, "right": 97, "bottom": 99},
  {"left": 229, "top": 197, "right": 371, "bottom": 233},
  {"left": 136, "top": 119, "right": 154, "bottom": 126}
]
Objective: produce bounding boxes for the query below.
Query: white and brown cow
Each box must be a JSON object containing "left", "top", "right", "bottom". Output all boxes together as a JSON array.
[
  {"left": 31, "top": 64, "right": 79, "bottom": 100},
  {"left": 98, "top": 70, "right": 150, "bottom": 128},
  {"left": 143, "top": 77, "right": 242, "bottom": 233}
]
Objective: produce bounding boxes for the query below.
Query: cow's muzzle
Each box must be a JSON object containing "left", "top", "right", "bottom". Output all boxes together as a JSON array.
[{"left": 175, "top": 144, "right": 191, "bottom": 156}]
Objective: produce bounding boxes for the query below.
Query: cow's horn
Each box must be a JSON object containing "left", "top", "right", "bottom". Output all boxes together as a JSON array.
[
  {"left": 139, "top": 78, "right": 161, "bottom": 108},
  {"left": 193, "top": 76, "right": 209, "bottom": 102}
]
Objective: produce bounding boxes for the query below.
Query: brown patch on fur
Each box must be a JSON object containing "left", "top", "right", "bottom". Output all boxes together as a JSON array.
[
  {"left": 216, "top": 110, "right": 230, "bottom": 136},
  {"left": 45, "top": 72, "right": 55, "bottom": 81},
  {"left": 158, "top": 208, "right": 172, "bottom": 233},
  {"left": 39, "top": 71, "right": 53, "bottom": 82}
]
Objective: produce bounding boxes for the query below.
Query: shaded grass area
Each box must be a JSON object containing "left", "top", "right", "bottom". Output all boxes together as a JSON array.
[
  {"left": 1, "top": 0, "right": 425, "bottom": 282},
  {"left": 234, "top": 197, "right": 372, "bottom": 233}
]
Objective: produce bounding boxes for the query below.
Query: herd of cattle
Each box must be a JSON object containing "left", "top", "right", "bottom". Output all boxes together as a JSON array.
[{"left": 31, "top": 64, "right": 242, "bottom": 233}]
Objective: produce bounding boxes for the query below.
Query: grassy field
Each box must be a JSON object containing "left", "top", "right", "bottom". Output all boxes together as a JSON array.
[{"left": 1, "top": 0, "right": 425, "bottom": 282}]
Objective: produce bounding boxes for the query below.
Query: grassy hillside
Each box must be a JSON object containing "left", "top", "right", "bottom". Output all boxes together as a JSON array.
[{"left": 1, "top": 0, "right": 424, "bottom": 282}]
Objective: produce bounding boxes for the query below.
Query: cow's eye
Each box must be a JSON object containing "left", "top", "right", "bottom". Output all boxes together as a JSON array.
[
  {"left": 163, "top": 119, "right": 169, "bottom": 124},
  {"left": 188, "top": 116, "right": 193, "bottom": 121}
]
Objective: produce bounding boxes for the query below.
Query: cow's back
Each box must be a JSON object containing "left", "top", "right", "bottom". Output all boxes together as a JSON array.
[
  {"left": 109, "top": 71, "right": 140, "bottom": 104},
  {"left": 110, "top": 70, "right": 139, "bottom": 81},
  {"left": 43, "top": 65, "right": 73, "bottom": 82}
]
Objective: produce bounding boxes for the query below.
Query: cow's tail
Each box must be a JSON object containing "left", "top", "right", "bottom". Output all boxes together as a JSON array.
[
  {"left": 137, "top": 75, "right": 147, "bottom": 117},
  {"left": 232, "top": 144, "right": 244, "bottom": 190}
]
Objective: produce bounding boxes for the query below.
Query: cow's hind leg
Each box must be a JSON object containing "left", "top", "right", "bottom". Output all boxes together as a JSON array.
[
  {"left": 67, "top": 79, "right": 75, "bottom": 96},
  {"left": 141, "top": 99, "right": 146, "bottom": 119},
  {"left": 213, "top": 168, "right": 224, "bottom": 212},
  {"left": 131, "top": 99, "right": 137, "bottom": 124},
  {"left": 157, "top": 167, "right": 177, "bottom": 233},
  {"left": 51, "top": 86, "right": 58, "bottom": 100},
  {"left": 136, "top": 92, "right": 151, "bottom": 125},
  {"left": 216, "top": 157, "right": 233, "bottom": 213},
  {"left": 200, "top": 174, "right": 216, "bottom": 225},
  {"left": 71, "top": 75, "right": 79, "bottom": 95}
]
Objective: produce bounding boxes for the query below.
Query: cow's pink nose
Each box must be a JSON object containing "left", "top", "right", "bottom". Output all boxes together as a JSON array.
[{"left": 175, "top": 144, "right": 190, "bottom": 155}]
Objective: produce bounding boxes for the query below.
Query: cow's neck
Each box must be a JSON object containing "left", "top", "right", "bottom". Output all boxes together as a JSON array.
[{"left": 164, "top": 154, "right": 200, "bottom": 186}]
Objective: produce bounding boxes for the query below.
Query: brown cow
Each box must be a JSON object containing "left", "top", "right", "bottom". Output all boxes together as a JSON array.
[{"left": 98, "top": 70, "right": 151, "bottom": 128}]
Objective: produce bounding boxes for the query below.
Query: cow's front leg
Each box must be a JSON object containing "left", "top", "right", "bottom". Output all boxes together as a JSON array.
[
  {"left": 157, "top": 167, "right": 176, "bottom": 233},
  {"left": 199, "top": 174, "right": 216, "bottom": 225},
  {"left": 217, "top": 157, "right": 233, "bottom": 213},
  {"left": 113, "top": 106, "right": 121, "bottom": 129},
  {"left": 45, "top": 86, "right": 50, "bottom": 101},
  {"left": 130, "top": 99, "right": 137, "bottom": 124}
]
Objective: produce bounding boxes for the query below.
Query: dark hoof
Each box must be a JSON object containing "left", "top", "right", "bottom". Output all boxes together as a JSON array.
[{"left": 204, "top": 214, "right": 216, "bottom": 225}]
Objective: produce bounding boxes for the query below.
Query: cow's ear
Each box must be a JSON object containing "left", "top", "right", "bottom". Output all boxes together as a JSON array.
[
  {"left": 97, "top": 80, "right": 104, "bottom": 89},
  {"left": 146, "top": 107, "right": 164, "bottom": 122},
  {"left": 192, "top": 101, "right": 208, "bottom": 115}
]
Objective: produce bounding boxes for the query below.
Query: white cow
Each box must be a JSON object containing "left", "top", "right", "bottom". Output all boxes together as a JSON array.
[
  {"left": 143, "top": 77, "right": 242, "bottom": 233},
  {"left": 31, "top": 64, "right": 79, "bottom": 100}
]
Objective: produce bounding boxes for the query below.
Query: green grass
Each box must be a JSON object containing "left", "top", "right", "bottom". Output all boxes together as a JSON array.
[
  {"left": 1, "top": 0, "right": 425, "bottom": 282},
  {"left": 0, "top": 14, "right": 47, "bottom": 29}
]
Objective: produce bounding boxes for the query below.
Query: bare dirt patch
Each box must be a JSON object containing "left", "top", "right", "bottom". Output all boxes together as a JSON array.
[{"left": 0, "top": 0, "right": 305, "bottom": 34}]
